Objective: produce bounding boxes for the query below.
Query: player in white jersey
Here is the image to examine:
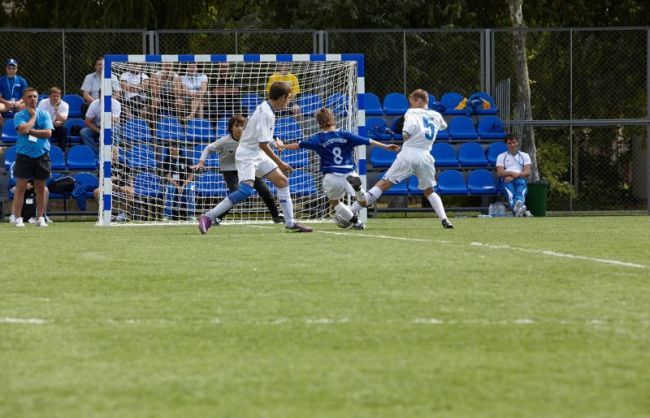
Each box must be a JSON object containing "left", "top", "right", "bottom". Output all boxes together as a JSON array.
[
  {"left": 351, "top": 89, "right": 454, "bottom": 229},
  {"left": 198, "top": 81, "right": 312, "bottom": 233},
  {"left": 496, "top": 133, "right": 532, "bottom": 217}
]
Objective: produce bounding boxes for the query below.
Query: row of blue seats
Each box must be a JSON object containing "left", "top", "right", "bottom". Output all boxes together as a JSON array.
[
  {"left": 4, "top": 144, "right": 98, "bottom": 172},
  {"left": 366, "top": 115, "right": 506, "bottom": 142},
  {"left": 370, "top": 141, "right": 508, "bottom": 169},
  {"left": 132, "top": 169, "right": 318, "bottom": 199},
  {"left": 365, "top": 91, "right": 498, "bottom": 116},
  {"left": 380, "top": 169, "right": 500, "bottom": 196}
]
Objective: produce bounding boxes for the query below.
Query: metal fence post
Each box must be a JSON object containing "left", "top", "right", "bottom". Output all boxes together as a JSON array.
[
  {"left": 61, "top": 30, "right": 66, "bottom": 93},
  {"left": 647, "top": 29, "right": 650, "bottom": 215}
]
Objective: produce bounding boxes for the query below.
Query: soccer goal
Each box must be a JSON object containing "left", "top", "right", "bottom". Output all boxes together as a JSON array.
[{"left": 98, "top": 54, "right": 366, "bottom": 226}]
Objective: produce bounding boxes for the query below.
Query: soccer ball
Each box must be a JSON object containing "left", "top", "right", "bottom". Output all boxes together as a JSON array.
[{"left": 333, "top": 214, "right": 353, "bottom": 229}]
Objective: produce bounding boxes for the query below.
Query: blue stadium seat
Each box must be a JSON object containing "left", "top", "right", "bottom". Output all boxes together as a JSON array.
[
  {"left": 4, "top": 145, "right": 16, "bottom": 172},
  {"left": 155, "top": 117, "right": 184, "bottom": 142},
  {"left": 448, "top": 116, "right": 479, "bottom": 140},
  {"left": 275, "top": 117, "right": 301, "bottom": 141},
  {"left": 458, "top": 142, "right": 489, "bottom": 167},
  {"left": 288, "top": 170, "right": 317, "bottom": 196},
  {"left": 63, "top": 94, "right": 84, "bottom": 118},
  {"left": 364, "top": 93, "right": 383, "bottom": 116},
  {"left": 407, "top": 175, "right": 423, "bottom": 195},
  {"left": 186, "top": 118, "right": 215, "bottom": 143},
  {"left": 192, "top": 145, "right": 219, "bottom": 168},
  {"left": 66, "top": 144, "right": 98, "bottom": 170},
  {"left": 383, "top": 92, "right": 409, "bottom": 115},
  {"left": 440, "top": 92, "right": 466, "bottom": 115},
  {"left": 366, "top": 117, "right": 393, "bottom": 141},
  {"left": 123, "top": 118, "right": 152, "bottom": 143},
  {"left": 477, "top": 115, "right": 507, "bottom": 139},
  {"left": 2, "top": 118, "right": 17, "bottom": 143},
  {"left": 49, "top": 145, "right": 67, "bottom": 170},
  {"left": 196, "top": 172, "right": 228, "bottom": 198},
  {"left": 73, "top": 172, "right": 99, "bottom": 198},
  {"left": 427, "top": 93, "right": 437, "bottom": 109},
  {"left": 467, "top": 169, "right": 498, "bottom": 195},
  {"left": 283, "top": 148, "right": 309, "bottom": 168},
  {"left": 127, "top": 144, "right": 157, "bottom": 170},
  {"left": 469, "top": 92, "right": 498, "bottom": 115},
  {"left": 297, "top": 93, "right": 322, "bottom": 117},
  {"left": 486, "top": 141, "right": 508, "bottom": 166},
  {"left": 369, "top": 147, "right": 397, "bottom": 168},
  {"left": 431, "top": 142, "right": 458, "bottom": 167},
  {"left": 437, "top": 170, "right": 468, "bottom": 195},
  {"left": 216, "top": 117, "right": 229, "bottom": 137},
  {"left": 389, "top": 118, "right": 404, "bottom": 140},
  {"left": 133, "top": 172, "right": 162, "bottom": 198},
  {"left": 241, "top": 93, "right": 263, "bottom": 115},
  {"left": 325, "top": 93, "right": 348, "bottom": 116},
  {"left": 65, "top": 118, "right": 85, "bottom": 144},
  {"left": 436, "top": 126, "right": 450, "bottom": 141}
]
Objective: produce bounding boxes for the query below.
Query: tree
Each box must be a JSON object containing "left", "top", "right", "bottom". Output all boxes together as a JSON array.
[{"left": 508, "top": 0, "right": 539, "bottom": 181}]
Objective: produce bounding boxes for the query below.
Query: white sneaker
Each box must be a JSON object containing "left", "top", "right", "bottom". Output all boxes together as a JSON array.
[
  {"left": 513, "top": 201, "right": 523, "bottom": 217},
  {"left": 9, "top": 214, "right": 16, "bottom": 224},
  {"left": 36, "top": 217, "right": 48, "bottom": 227},
  {"left": 44, "top": 215, "right": 53, "bottom": 224},
  {"left": 15, "top": 217, "right": 25, "bottom": 227},
  {"left": 28, "top": 217, "right": 37, "bottom": 225}
]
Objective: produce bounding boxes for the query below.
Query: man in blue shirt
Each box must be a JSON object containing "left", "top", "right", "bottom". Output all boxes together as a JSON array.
[
  {"left": 283, "top": 107, "right": 399, "bottom": 229},
  {"left": 0, "top": 58, "right": 28, "bottom": 121},
  {"left": 11, "top": 87, "right": 54, "bottom": 228}
]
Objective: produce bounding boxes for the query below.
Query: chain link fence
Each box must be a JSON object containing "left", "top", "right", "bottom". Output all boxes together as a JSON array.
[{"left": 0, "top": 28, "right": 647, "bottom": 213}]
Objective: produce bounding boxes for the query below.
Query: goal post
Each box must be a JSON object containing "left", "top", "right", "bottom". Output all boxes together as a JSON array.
[{"left": 99, "top": 53, "right": 366, "bottom": 226}]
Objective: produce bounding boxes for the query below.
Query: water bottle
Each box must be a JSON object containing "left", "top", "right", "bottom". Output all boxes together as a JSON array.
[
  {"left": 488, "top": 203, "right": 495, "bottom": 217},
  {"left": 497, "top": 202, "right": 506, "bottom": 217}
]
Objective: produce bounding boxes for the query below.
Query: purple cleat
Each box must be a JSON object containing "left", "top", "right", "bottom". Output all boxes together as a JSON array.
[
  {"left": 285, "top": 222, "right": 314, "bottom": 233},
  {"left": 198, "top": 215, "right": 212, "bottom": 234}
]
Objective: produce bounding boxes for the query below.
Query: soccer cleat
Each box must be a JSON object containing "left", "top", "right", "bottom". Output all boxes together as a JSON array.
[
  {"left": 346, "top": 175, "right": 362, "bottom": 192},
  {"left": 44, "top": 215, "right": 53, "bottom": 224},
  {"left": 36, "top": 217, "right": 48, "bottom": 227},
  {"left": 441, "top": 219, "right": 454, "bottom": 229},
  {"left": 285, "top": 222, "right": 313, "bottom": 233},
  {"left": 352, "top": 221, "right": 366, "bottom": 230},
  {"left": 272, "top": 214, "right": 285, "bottom": 224},
  {"left": 198, "top": 215, "right": 212, "bottom": 234},
  {"left": 15, "top": 217, "right": 25, "bottom": 227}
]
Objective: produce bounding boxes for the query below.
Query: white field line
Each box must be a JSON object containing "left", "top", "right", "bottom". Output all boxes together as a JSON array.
[
  {"left": 0, "top": 317, "right": 49, "bottom": 324},
  {"left": 313, "top": 229, "right": 647, "bottom": 269},
  {"left": 470, "top": 242, "right": 647, "bottom": 269}
]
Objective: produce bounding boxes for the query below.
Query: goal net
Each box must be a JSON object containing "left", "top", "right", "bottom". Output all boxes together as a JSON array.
[{"left": 98, "top": 54, "right": 365, "bottom": 226}]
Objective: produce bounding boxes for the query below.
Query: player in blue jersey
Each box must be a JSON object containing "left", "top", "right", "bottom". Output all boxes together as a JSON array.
[{"left": 283, "top": 107, "right": 400, "bottom": 229}]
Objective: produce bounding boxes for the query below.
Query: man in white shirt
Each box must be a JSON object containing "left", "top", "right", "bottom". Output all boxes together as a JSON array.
[
  {"left": 37, "top": 86, "right": 69, "bottom": 150},
  {"left": 81, "top": 57, "right": 121, "bottom": 115},
  {"left": 496, "top": 134, "right": 532, "bottom": 217},
  {"left": 120, "top": 63, "right": 149, "bottom": 119},
  {"left": 80, "top": 93, "right": 121, "bottom": 157},
  {"left": 180, "top": 62, "right": 208, "bottom": 120},
  {"left": 351, "top": 88, "right": 454, "bottom": 229},
  {"left": 198, "top": 81, "right": 312, "bottom": 233}
]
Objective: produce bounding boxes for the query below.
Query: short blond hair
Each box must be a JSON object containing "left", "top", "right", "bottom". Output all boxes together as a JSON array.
[
  {"left": 315, "top": 108, "right": 336, "bottom": 129},
  {"left": 408, "top": 88, "right": 429, "bottom": 104}
]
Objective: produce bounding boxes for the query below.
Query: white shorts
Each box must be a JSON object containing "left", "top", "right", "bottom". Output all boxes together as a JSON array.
[
  {"left": 235, "top": 151, "right": 278, "bottom": 182},
  {"left": 322, "top": 172, "right": 358, "bottom": 200},
  {"left": 382, "top": 148, "right": 437, "bottom": 190}
]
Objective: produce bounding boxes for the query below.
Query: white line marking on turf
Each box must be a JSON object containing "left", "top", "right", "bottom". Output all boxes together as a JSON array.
[
  {"left": 317, "top": 230, "right": 432, "bottom": 242},
  {"left": 470, "top": 242, "right": 647, "bottom": 269},
  {"left": 0, "top": 317, "right": 49, "bottom": 324}
]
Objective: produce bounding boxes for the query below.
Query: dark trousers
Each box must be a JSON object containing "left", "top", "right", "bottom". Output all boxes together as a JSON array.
[
  {"left": 52, "top": 126, "right": 67, "bottom": 150},
  {"left": 221, "top": 170, "right": 280, "bottom": 218}
]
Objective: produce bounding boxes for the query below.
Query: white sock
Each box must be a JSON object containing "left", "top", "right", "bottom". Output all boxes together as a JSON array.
[
  {"left": 206, "top": 198, "right": 233, "bottom": 221},
  {"left": 277, "top": 187, "right": 294, "bottom": 227},
  {"left": 334, "top": 202, "right": 354, "bottom": 221},
  {"left": 427, "top": 192, "right": 448, "bottom": 220},
  {"left": 366, "top": 186, "right": 383, "bottom": 206}
]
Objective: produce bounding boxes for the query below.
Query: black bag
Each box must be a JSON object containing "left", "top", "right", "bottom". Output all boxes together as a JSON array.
[
  {"left": 48, "top": 176, "right": 75, "bottom": 194},
  {"left": 69, "top": 125, "right": 82, "bottom": 137},
  {"left": 21, "top": 190, "right": 36, "bottom": 220}
]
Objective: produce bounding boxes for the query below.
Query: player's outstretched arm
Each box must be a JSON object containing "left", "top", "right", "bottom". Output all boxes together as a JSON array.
[
  {"left": 283, "top": 143, "right": 300, "bottom": 151},
  {"left": 369, "top": 139, "right": 400, "bottom": 152}
]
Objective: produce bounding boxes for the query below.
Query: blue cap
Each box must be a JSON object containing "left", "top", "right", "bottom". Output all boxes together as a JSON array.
[{"left": 6, "top": 58, "right": 18, "bottom": 66}]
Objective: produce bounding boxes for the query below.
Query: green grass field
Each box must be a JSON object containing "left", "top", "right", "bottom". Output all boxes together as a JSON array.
[{"left": 1, "top": 217, "right": 649, "bottom": 418}]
